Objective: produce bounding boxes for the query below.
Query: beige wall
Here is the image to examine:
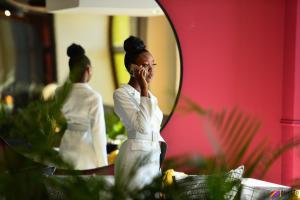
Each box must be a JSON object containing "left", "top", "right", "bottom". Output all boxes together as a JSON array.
[
  {"left": 54, "top": 13, "right": 114, "bottom": 105},
  {"left": 146, "top": 16, "right": 180, "bottom": 114}
]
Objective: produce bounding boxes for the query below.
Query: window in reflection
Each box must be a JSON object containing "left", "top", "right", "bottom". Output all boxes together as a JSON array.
[
  {"left": 109, "top": 16, "right": 145, "bottom": 88},
  {"left": 0, "top": 12, "right": 56, "bottom": 111}
]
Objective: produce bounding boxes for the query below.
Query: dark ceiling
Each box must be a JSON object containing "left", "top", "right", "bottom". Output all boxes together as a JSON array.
[
  {"left": 12, "top": 0, "right": 45, "bottom": 6},
  {"left": 0, "top": 0, "right": 46, "bottom": 15},
  {"left": 0, "top": 0, "right": 46, "bottom": 11}
]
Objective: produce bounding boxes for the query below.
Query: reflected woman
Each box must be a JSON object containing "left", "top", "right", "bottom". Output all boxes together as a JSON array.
[
  {"left": 56, "top": 43, "right": 108, "bottom": 169},
  {"left": 113, "top": 36, "right": 167, "bottom": 189}
]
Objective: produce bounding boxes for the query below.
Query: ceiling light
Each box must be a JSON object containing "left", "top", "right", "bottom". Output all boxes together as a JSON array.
[
  {"left": 46, "top": 0, "right": 163, "bottom": 16},
  {"left": 4, "top": 10, "right": 11, "bottom": 16}
]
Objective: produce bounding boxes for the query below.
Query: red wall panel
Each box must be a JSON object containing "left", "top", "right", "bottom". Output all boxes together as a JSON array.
[{"left": 159, "top": 0, "right": 286, "bottom": 183}]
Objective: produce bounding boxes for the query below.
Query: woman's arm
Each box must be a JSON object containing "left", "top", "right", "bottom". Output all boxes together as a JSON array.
[
  {"left": 113, "top": 90, "right": 155, "bottom": 134},
  {"left": 90, "top": 94, "right": 108, "bottom": 167}
]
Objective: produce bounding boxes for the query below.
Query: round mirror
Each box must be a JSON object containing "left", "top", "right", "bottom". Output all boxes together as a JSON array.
[{"left": 0, "top": 0, "right": 182, "bottom": 170}]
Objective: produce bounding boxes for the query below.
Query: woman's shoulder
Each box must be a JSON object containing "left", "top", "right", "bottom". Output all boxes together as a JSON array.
[
  {"left": 113, "top": 85, "right": 129, "bottom": 97},
  {"left": 90, "top": 90, "right": 103, "bottom": 103},
  {"left": 78, "top": 84, "right": 103, "bottom": 103},
  {"left": 82, "top": 84, "right": 100, "bottom": 95}
]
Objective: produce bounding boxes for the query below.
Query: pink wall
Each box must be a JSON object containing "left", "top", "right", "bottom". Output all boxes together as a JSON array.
[
  {"left": 281, "top": 0, "right": 300, "bottom": 185},
  {"left": 159, "top": 0, "right": 288, "bottom": 183}
]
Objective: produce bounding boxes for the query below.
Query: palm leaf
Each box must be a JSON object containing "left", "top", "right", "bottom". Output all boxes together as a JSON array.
[{"left": 181, "top": 97, "right": 300, "bottom": 179}]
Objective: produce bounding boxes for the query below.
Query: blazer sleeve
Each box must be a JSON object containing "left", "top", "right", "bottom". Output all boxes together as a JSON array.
[
  {"left": 90, "top": 94, "right": 108, "bottom": 167},
  {"left": 113, "top": 90, "right": 155, "bottom": 134}
]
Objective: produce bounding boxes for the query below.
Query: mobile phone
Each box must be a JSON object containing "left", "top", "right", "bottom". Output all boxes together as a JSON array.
[{"left": 130, "top": 64, "right": 138, "bottom": 77}]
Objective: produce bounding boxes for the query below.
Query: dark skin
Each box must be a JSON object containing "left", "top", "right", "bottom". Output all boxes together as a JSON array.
[
  {"left": 75, "top": 65, "right": 92, "bottom": 83},
  {"left": 128, "top": 52, "right": 156, "bottom": 97}
]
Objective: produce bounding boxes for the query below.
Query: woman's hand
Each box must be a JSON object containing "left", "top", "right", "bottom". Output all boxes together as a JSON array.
[{"left": 134, "top": 65, "right": 148, "bottom": 96}]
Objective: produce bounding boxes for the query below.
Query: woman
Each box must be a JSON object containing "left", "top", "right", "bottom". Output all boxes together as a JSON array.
[
  {"left": 56, "top": 43, "right": 108, "bottom": 169},
  {"left": 113, "top": 36, "right": 167, "bottom": 189}
]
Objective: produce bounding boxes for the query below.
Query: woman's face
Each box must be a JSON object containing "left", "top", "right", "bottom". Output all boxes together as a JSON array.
[{"left": 135, "top": 52, "right": 156, "bottom": 83}]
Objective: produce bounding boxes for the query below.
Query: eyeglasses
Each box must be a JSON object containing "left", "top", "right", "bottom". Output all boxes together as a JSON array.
[{"left": 141, "top": 63, "right": 157, "bottom": 69}]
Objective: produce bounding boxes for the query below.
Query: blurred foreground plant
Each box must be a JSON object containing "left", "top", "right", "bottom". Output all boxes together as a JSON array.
[
  {"left": 1, "top": 93, "right": 300, "bottom": 199},
  {"left": 105, "top": 112, "right": 127, "bottom": 141},
  {"left": 0, "top": 82, "right": 72, "bottom": 167}
]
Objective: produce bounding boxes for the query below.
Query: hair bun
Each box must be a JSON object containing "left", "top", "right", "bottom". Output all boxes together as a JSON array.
[
  {"left": 67, "top": 43, "right": 85, "bottom": 58},
  {"left": 124, "top": 36, "right": 146, "bottom": 53}
]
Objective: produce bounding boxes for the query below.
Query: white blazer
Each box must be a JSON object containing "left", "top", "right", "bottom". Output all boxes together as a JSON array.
[
  {"left": 57, "top": 83, "right": 108, "bottom": 169},
  {"left": 113, "top": 84, "right": 166, "bottom": 189}
]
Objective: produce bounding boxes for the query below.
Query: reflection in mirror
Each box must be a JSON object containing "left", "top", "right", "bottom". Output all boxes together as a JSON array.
[
  {"left": 109, "top": 16, "right": 180, "bottom": 129},
  {"left": 0, "top": 0, "right": 181, "bottom": 170}
]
